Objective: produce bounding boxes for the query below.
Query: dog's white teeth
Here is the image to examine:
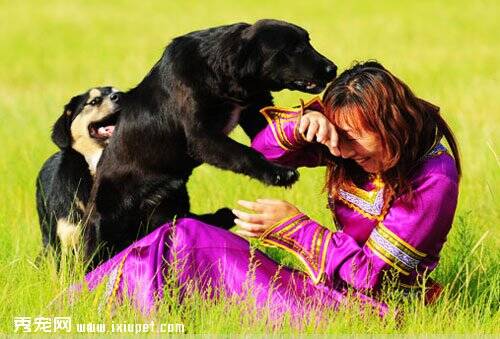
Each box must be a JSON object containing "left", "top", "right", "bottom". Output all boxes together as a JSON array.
[{"left": 306, "top": 83, "right": 317, "bottom": 90}]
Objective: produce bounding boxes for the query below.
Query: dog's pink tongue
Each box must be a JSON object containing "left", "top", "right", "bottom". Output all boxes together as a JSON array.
[{"left": 97, "top": 125, "right": 115, "bottom": 138}]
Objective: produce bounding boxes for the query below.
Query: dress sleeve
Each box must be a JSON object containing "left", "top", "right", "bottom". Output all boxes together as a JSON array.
[
  {"left": 259, "top": 168, "right": 459, "bottom": 290},
  {"left": 251, "top": 97, "right": 328, "bottom": 168}
]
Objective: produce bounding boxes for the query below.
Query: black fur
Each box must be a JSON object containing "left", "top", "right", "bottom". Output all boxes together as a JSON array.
[
  {"left": 36, "top": 87, "right": 120, "bottom": 257},
  {"left": 36, "top": 151, "right": 92, "bottom": 254},
  {"left": 85, "top": 19, "right": 337, "bottom": 266}
]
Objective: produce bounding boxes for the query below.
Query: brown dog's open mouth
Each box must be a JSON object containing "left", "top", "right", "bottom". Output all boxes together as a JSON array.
[{"left": 88, "top": 111, "right": 120, "bottom": 140}]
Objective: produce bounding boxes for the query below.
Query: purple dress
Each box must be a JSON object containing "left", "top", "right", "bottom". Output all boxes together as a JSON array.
[{"left": 80, "top": 97, "right": 459, "bottom": 318}]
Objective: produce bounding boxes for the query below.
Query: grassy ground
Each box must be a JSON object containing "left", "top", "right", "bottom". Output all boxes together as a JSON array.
[{"left": 0, "top": 0, "right": 499, "bottom": 334}]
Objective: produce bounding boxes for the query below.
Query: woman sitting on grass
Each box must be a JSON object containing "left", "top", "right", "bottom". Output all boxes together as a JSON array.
[{"left": 81, "top": 61, "right": 460, "bottom": 318}]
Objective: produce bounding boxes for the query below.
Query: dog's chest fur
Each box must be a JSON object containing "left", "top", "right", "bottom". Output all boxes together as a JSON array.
[{"left": 222, "top": 104, "right": 245, "bottom": 135}]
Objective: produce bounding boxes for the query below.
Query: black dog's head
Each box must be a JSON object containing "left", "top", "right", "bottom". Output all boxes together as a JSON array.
[
  {"left": 239, "top": 19, "right": 337, "bottom": 94},
  {"left": 52, "top": 87, "right": 121, "bottom": 169}
]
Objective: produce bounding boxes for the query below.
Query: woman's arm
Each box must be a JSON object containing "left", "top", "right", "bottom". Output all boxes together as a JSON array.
[
  {"left": 251, "top": 97, "right": 338, "bottom": 168},
  {"left": 332, "top": 172, "right": 457, "bottom": 289},
  {"left": 234, "top": 169, "right": 458, "bottom": 289}
]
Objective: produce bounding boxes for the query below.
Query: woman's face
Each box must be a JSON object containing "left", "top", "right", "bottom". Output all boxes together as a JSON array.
[{"left": 335, "top": 120, "right": 387, "bottom": 173}]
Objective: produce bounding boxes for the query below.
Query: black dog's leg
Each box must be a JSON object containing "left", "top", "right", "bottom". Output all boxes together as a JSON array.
[
  {"left": 238, "top": 103, "right": 271, "bottom": 140},
  {"left": 188, "top": 130, "right": 298, "bottom": 187},
  {"left": 138, "top": 175, "right": 190, "bottom": 233},
  {"left": 86, "top": 171, "right": 193, "bottom": 269},
  {"left": 141, "top": 178, "right": 235, "bottom": 230},
  {"left": 180, "top": 103, "right": 265, "bottom": 230},
  {"left": 184, "top": 208, "right": 235, "bottom": 230},
  {"left": 82, "top": 210, "right": 104, "bottom": 270},
  {"left": 83, "top": 171, "right": 137, "bottom": 268},
  {"left": 149, "top": 207, "right": 235, "bottom": 230}
]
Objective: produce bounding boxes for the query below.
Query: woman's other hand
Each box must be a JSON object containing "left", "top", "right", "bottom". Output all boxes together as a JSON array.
[
  {"left": 299, "top": 110, "right": 340, "bottom": 156},
  {"left": 233, "top": 199, "right": 301, "bottom": 237}
]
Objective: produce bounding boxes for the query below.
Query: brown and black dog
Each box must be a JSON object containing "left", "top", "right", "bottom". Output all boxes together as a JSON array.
[{"left": 36, "top": 87, "right": 121, "bottom": 255}]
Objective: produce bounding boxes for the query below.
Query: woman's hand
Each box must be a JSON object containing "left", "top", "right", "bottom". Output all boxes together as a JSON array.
[
  {"left": 299, "top": 110, "right": 340, "bottom": 156},
  {"left": 233, "top": 199, "right": 301, "bottom": 238}
]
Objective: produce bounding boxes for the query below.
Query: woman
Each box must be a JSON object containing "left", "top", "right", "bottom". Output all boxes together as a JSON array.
[{"left": 81, "top": 61, "right": 460, "bottom": 319}]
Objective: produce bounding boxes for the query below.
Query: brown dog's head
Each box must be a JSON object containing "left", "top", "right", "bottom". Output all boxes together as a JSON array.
[{"left": 52, "top": 86, "right": 121, "bottom": 173}]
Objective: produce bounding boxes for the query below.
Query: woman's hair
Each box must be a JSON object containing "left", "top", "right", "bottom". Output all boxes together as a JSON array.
[{"left": 322, "top": 61, "right": 461, "bottom": 198}]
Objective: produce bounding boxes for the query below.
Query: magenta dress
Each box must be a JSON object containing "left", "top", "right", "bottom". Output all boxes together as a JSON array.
[{"left": 81, "top": 97, "right": 459, "bottom": 318}]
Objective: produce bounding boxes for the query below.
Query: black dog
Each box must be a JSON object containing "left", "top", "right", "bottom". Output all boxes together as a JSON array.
[
  {"left": 36, "top": 87, "right": 121, "bottom": 255},
  {"left": 84, "top": 19, "right": 337, "bottom": 265}
]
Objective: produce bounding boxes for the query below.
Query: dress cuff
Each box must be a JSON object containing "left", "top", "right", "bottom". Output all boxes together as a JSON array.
[
  {"left": 259, "top": 212, "right": 333, "bottom": 284},
  {"left": 259, "top": 96, "right": 325, "bottom": 151}
]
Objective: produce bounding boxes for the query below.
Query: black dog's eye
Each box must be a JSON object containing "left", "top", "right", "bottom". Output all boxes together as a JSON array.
[{"left": 87, "top": 97, "right": 103, "bottom": 106}]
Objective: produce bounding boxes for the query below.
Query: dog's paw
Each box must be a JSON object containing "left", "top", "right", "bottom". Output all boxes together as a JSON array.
[
  {"left": 263, "top": 165, "right": 299, "bottom": 187},
  {"left": 213, "top": 207, "right": 236, "bottom": 229},
  {"left": 204, "top": 207, "right": 235, "bottom": 230}
]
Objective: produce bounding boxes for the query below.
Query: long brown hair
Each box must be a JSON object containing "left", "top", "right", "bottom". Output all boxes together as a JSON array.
[{"left": 322, "top": 61, "right": 461, "bottom": 198}]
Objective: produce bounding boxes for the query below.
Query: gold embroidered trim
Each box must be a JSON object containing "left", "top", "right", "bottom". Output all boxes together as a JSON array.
[
  {"left": 336, "top": 176, "right": 392, "bottom": 221},
  {"left": 377, "top": 223, "right": 427, "bottom": 258},
  {"left": 259, "top": 97, "right": 323, "bottom": 151},
  {"left": 260, "top": 111, "right": 292, "bottom": 151},
  {"left": 366, "top": 238, "right": 410, "bottom": 276},
  {"left": 366, "top": 222, "right": 428, "bottom": 276},
  {"left": 260, "top": 213, "right": 332, "bottom": 284},
  {"left": 260, "top": 212, "right": 305, "bottom": 238}
]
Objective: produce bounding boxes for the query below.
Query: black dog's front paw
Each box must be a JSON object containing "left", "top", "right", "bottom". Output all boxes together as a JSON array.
[
  {"left": 194, "top": 207, "right": 235, "bottom": 230},
  {"left": 211, "top": 207, "right": 236, "bottom": 229},
  {"left": 262, "top": 165, "right": 299, "bottom": 187}
]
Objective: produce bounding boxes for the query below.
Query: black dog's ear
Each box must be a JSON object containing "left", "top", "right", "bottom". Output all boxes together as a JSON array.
[
  {"left": 239, "top": 28, "right": 263, "bottom": 79},
  {"left": 51, "top": 94, "right": 85, "bottom": 149}
]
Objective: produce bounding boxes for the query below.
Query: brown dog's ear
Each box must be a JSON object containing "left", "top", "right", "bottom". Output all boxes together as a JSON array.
[
  {"left": 51, "top": 113, "right": 72, "bottom": 149},
  {"left": 51, "top": 93, "right": 86, "bottom": 149}
]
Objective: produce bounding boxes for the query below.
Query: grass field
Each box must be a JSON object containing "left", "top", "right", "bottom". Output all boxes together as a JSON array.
[{"left": 0, "top": 0, "right": 499, "bottom": 334}]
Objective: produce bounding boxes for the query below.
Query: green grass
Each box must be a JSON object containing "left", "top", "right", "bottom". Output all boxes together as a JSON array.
[{"left": 0, "top": 0, "right": 499, "bottom": 334}]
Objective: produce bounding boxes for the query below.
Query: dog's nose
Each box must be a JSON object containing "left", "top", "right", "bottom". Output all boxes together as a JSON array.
[
  {"left": 110, "top": 93, "right": 120, "bottom": 102},
  {"left": 325, "top": 64, "right": 337, "bottom": 79}
]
